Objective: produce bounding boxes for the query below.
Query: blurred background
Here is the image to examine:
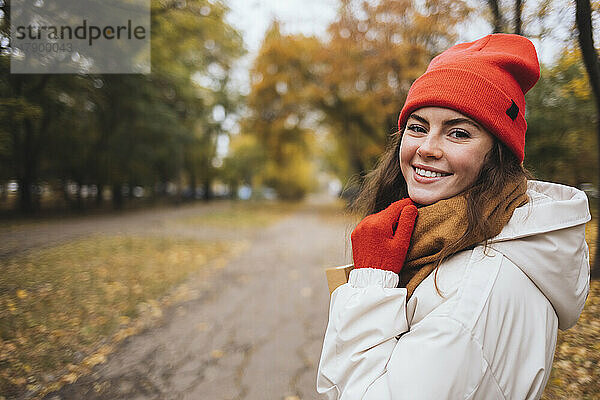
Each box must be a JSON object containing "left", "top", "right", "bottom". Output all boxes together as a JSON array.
[
  {"left": 1, "top": 0, "right": 597, "bottom": 212},
  {"left": 1, "top": 0, "right": 599, "bottom": 399}
]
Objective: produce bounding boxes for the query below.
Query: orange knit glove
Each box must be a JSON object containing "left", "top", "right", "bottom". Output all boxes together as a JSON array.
[{"left": 351, "top": 198, "right": 418, "bottom": 274}]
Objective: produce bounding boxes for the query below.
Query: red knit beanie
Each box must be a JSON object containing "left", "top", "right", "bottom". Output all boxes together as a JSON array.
[{"left": 397, "top": 33, "right": 540, "bottom": 162}]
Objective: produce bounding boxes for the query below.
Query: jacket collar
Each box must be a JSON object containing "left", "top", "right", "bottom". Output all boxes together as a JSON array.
[{"left": 490, "top": 180, "right": 590, "bottom": 243}]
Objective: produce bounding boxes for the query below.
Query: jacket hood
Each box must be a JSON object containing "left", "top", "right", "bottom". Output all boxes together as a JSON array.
[{"left": 489, "top": 180, "right": 591, "bottom": 330}]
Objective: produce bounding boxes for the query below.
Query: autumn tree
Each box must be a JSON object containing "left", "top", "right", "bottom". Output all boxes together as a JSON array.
[
  {"left": 240, "top": 0, "right": 473, "bottom": 200},
  {"left": 313, "top": 0, "right": 471, "bottom": 185},
  {"left": 242, "top": 22, "right": 320, "bottom": 200}
]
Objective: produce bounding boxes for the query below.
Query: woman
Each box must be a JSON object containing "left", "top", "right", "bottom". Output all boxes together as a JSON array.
[{"left": 317, "top": 33, "right": 591, "bottom": 399}]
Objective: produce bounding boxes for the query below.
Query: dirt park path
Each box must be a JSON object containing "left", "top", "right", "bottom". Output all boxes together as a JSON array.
[{"left": 28, "top": 196, "right": 354, "bottom": 400}]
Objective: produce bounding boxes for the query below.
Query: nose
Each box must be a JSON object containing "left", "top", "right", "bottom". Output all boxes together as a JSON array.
[{"left": 416, "top": 132, "right": 443, "bottom": 159}]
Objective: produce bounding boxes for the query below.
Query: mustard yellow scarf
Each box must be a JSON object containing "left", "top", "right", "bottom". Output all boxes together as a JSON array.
[{"left": 399, "top": 176, "right": 529, "bottom": 299}]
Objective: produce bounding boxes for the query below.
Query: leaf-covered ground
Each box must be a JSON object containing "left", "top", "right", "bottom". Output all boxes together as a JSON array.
[
  {"left": 0, "top": 201, "right": 296, "bottom": 399},
  {"left": 0, "top": 235, "right": 247, "bottom": 399}
]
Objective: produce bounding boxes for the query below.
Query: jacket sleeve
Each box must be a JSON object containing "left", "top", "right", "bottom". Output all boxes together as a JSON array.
[{"left": 317, "top": 268, "right": 487, "bottom": 400}]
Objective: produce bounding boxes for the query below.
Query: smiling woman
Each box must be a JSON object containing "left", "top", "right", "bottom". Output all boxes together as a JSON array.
[
  {"left": 317, "top": 33, "right": 591, "bottom": 400},
  {"left": 400, "top": 107, "right": 494, "bottom": 206}
]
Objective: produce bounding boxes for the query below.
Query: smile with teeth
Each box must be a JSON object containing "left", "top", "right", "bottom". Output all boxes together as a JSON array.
[{"left": 414, "top": 167, "right": 451, "bottom": 178}]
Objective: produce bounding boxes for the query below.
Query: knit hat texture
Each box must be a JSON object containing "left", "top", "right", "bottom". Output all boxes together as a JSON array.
[{"left": 397, "top": 33, "right": 540, "bottom": 162}]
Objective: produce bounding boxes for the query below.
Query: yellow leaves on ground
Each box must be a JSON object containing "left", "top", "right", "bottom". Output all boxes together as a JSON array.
[
  {"left": 60, "top": 373, "right": 78, "bottom": 384},
  {"left": 585, "top": 220, "right": 597, "bottom": 261},
  {"left": 82, "top": 347, "right": 110, "bottom": 369},
  {"left": 6, "top": 300, "right": 16, "bottom": 313},
  {"left": 0, "top": 235, "right": 237, "bottom": 399},
  {"left": 543, "top": 280, "right": 600, "bottom": 398}
]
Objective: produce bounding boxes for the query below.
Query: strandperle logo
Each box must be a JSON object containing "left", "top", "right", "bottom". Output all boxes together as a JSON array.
[
  {"left": 10, "top": 0, "right": 150, "bottom": 74},
  {"left": 14, "top": 19, "right": 147, "bottom": 46}
]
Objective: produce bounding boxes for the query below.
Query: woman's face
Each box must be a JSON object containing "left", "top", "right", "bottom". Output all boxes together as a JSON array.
[{"left": 399, "top": 107, "right": 495, "bottom": 206}]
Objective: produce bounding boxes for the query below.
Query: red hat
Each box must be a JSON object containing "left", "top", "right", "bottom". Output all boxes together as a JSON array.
[{"left": 397, "top": 33, "right": 540, "bottom": 162}]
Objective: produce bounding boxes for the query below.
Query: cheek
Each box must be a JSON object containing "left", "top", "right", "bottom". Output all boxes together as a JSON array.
[
  {"left": 452, "top": 150, "right": 488, "bottom": 183},
  {"left": 399, "top": 139, "right": 416, "bottom": 166},
  {"left": 398, "top": 142, "right": 413, "bottom": 178}
]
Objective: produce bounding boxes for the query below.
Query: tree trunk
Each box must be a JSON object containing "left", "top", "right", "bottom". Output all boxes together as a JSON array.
[
  {"left": 487, "top": 0, "right": 503, "bottom": 33},
  {"left": 12, "top": 75, "right": 51, "bottom": 214},
  {"left": 62, "top": 181, "right": 72, "bottom": 209},
  {"left": 17, "top": 177, "right": 33, "bottom": 213},
  {"left": 348, "top": 125, "right": 366, "bottom": 180},
  {"left": 96, "top": 183, "right": 104, "bottom": 207},
  {"left": 76, "top": 181, "right": 84, "bottom": 211},
  {"left": 575, "top": 0, "right": 600, "bottom": 279},
  {"left": 189, "top": 169, "right": 197, "bottom": 200},
  {"left": 202, "top": 177, "right": 213, "bottom": 201},
  {"left": 514, "top": 0, "right": 522, "bottom": 35},
  {"left": 18, "top": 118, "right": 38, "bottom": 213},
  {"left": 112, "top": 183, "right": 123, "bottom": 209}
]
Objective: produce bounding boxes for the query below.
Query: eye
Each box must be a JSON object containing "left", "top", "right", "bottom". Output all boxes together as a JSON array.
[
  {"left": 406, "top": 124, "right": 427, "bottom": 134},
  {"left": 449, "top": 129, "right": 471, "bottom": 139}
]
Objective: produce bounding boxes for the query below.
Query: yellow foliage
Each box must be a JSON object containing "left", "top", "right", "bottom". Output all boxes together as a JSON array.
[{"left": 557, "top": 46, "right": 592, "bottom": 100}]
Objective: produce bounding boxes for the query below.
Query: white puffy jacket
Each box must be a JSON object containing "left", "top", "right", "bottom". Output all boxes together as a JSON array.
[{"left": 317, "top": 180, "right": 591, "bottom": 400}]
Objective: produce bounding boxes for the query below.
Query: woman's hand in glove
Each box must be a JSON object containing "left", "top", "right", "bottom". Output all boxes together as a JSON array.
[{"left": 350, "top": 198, "right": 418, "bottom": 274}]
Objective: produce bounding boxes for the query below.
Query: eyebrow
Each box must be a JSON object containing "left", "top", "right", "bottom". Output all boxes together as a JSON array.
[{"left": 408, "top": 113, "right": 482, "bottom": 131}]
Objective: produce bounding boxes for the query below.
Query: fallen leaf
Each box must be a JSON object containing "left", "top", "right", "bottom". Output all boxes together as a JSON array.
[
  {"left": 61, "top": 373, "right": 78, "bottom": 384},
  {"left": 83, "top": 353, "right": 106, "bottom": 368},
  {"left": 211, "top": 349, "right": 224, "bottom": 359}
]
